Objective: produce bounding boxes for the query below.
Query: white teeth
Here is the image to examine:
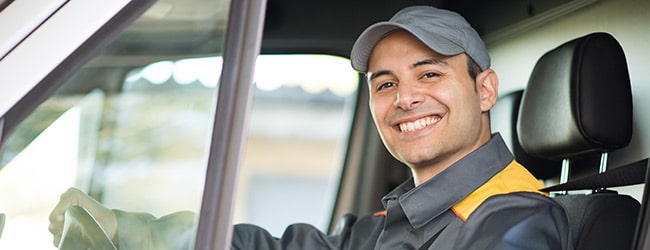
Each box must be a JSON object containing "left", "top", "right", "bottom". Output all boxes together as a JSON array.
[{"left": 399, "top": 116, "right": 440, "bottom": 132}]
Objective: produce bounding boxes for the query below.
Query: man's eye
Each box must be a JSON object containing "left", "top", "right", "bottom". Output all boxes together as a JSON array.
[
  {"left": 422, "top": 72, "right": 439, "bottom": 79},
  {"left": 377, "top": 82, "right": 395, "bottom": 91}
]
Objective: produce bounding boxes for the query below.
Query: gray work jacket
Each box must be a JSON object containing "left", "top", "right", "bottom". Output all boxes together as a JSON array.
[{"left": 115, "top": 134, "right": 572, "bottom": 249}]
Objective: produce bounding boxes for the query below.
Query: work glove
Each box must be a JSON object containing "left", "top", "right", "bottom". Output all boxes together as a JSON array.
[{"left": 48, "top": 187, "right": 118, "bottom": 247}]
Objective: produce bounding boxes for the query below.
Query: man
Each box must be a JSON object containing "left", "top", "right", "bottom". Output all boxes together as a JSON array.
[{"left": 50, "top": 5, "right": 571, "bottom": 249}]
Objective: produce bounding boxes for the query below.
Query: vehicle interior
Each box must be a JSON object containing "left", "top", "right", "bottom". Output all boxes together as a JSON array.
[{"left": 0, "top": 0, "right": 648, "bottom": 249}]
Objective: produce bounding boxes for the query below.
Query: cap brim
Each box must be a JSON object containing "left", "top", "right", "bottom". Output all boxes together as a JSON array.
[
  {"left": 350, "top": 22, "right": 465, "bottom": 72},
  {"left": 350, "top": 22, "right": 402, "bottom": 72}
]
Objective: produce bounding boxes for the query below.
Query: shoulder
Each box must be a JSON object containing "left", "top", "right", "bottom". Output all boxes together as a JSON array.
[
  {"left": 455, "top": 192, "right": 572, "bottom": 250},
  {"left": 451, "top": 161, "right": 547, "bottom": 221},
  {"left": 473, "top": 191, "right": 565, "bottom": 217}
]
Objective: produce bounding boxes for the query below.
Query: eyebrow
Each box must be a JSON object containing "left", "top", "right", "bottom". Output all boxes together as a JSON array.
[
  {"left": 412, "top": 58, "right": 448, "bottom": 68},
  {"left": 367, "top": 70, "right": 391, "bottom": 81},
  {"left": 367, "top": 57, "right": 449, "bottom": 81}
]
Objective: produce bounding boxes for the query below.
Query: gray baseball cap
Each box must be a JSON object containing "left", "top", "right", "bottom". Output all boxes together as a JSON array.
[{"left": 350, "top": 6, "right": 490, "bottom": 73}]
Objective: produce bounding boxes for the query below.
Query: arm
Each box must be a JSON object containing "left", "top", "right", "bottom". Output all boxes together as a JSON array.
[
  {"left": 232, "top": 222, "right": 348, "bottom": 250},
  {"left": 113, "top": 210, "right": 195, "bottom": 249},
  {"left": 50, "top": 188, "right": 373, "bottom": 249},
  {"left": 232, "top": 213, "right": 383, "bottom": 250}
]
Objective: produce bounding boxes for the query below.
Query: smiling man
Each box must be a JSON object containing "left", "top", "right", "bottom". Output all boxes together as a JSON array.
[
  {"left": 49, "top": 5, "right": 572, "bottom": 250},
  {"left": 343, "top": 5, "right": 572, "bottom": 250},
  {"left": 364, "top": 30, "right": 493, "bottom": 186}
]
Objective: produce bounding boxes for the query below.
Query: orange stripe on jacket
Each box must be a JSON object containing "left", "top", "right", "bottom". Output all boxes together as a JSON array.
[{"left": 451, "top": 160, "right": 547, "bottom": 222}]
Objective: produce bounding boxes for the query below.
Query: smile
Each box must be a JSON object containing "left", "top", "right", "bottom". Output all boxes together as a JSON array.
[{"left": 398, "top": 116, "right": 441, "bottom": 132}]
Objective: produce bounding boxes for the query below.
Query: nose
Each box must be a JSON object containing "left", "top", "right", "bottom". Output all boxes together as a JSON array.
[{"left": 393, "top": 84, "right": 423, "bottom": 110}]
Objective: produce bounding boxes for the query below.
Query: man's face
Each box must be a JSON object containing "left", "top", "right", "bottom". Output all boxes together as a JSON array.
[{"left": 367, "top": 31, "right": 493, "bottom": 174}]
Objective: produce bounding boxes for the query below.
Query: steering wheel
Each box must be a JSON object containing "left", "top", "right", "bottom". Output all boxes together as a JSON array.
[{"left": 58, "top": 206, "right": 117, "bottom": 250}]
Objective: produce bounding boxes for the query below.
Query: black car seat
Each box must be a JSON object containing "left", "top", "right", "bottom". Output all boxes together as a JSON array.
[
  {"left": 490, "top": 89, "right": 562, "bottom": 180},
  {"left": 516, "top": 32, "right": 639, "bottom": 250}
]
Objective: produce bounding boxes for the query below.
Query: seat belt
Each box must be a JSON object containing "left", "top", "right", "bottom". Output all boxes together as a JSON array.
[{"left": 541, "top": 158, "right": 648, "bottom": 192}]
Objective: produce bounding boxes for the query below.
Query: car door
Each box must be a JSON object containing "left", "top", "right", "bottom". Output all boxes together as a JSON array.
[{"left": 0, "top": 0, "right": 266, "bottom": 249}]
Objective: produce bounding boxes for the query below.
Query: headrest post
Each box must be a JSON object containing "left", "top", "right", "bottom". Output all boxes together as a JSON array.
[
  {"left": 559, "top": 158, "right": 571, "bottom": 195},
  {"left": 599, "top": 152, "right": 609, "bottom": 173}
]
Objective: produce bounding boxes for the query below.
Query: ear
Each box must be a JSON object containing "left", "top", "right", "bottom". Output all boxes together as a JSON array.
[{"left": 476, "top": 69, "right": 499, "bottom": 112}]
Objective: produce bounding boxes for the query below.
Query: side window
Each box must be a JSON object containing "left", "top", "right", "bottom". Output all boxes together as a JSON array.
[
  {"left": 0, "top": 53, "right": 357, "bottom": 248},
  {"left": 236, "top": 54, "right": 358, "bottom": 235},
  {"left": 0, "top": 0, "right": 230, "bottom": 249}
]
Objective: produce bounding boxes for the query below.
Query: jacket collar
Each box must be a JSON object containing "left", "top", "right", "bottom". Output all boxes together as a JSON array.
[{"left": 381, "top": 133, "right": 514, "bottom": 229}]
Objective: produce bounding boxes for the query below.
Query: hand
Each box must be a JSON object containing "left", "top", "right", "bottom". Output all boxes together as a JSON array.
[{"left": 48, "top": 187, "right": 118, "bottom": 247}]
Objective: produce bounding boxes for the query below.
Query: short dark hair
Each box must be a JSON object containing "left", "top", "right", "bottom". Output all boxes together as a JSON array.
[{"left": 467, "top": 55, "right": 482, "bottom": 81}]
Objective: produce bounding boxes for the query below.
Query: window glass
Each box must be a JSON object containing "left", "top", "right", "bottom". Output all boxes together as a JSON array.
[
  {"left": 0, "top": 0, "right": 231, "bottom": 248},
  {"left": 236, "top": 54, "right": 358, "bottom": 236},
  {"left": 0, "top": 5, "right": 358, "bottom": 249}
]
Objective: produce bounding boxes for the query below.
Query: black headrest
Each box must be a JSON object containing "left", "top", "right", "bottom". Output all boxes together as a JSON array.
[
  {"left": 491, "top": 90, "right": 562, "bottom": 179},
  {"left": 517, "top": 32, "right": 633, "bottom": 160}
]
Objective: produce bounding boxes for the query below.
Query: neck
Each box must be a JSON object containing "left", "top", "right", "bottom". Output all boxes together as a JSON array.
[{"left": 411, "top": 128, "right": 493, "bottom": 186}]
